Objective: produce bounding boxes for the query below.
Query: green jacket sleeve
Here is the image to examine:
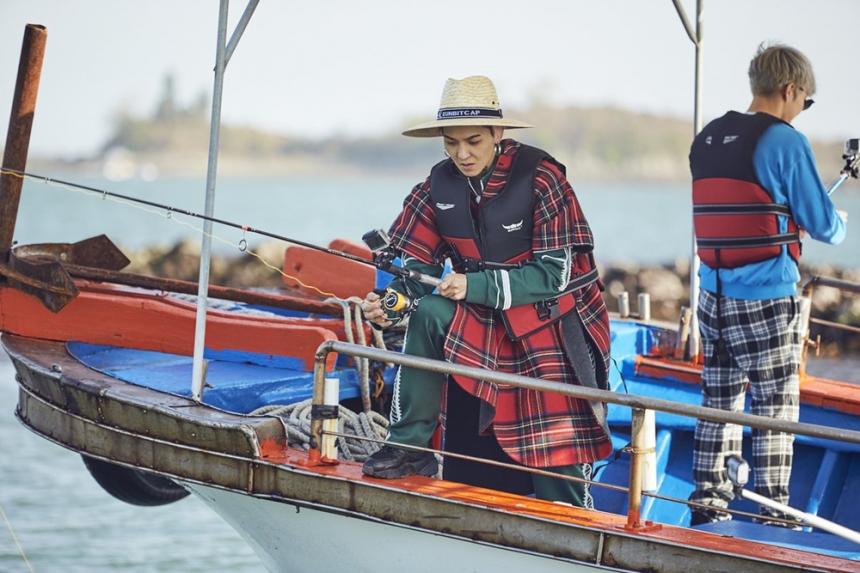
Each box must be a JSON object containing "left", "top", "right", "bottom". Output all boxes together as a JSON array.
[{"left": 464, "top": 248, "right": 571, "bottom": 309}]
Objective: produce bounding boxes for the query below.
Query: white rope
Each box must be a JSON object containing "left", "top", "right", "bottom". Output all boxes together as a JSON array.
[
  {"left": 251, "top": 400, "right": 388, "bottom": 461},
  {"left": 351, "top": 299, "right": 371, "bottom": 412},
  {"left": 0, "top": 500, "right": 35, "bottom": 573},
  {"left": 325, "top": 297, "right": 390, "bottom": 413}
]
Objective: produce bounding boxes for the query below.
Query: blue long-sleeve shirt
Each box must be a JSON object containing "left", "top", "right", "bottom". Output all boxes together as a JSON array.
[{"left": 699, "top": 119, "right": 846, "bottom": 300}]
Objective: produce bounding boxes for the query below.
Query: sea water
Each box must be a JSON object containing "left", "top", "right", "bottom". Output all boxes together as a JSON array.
[
  {"left": 0, "top": 353, "right": 263, "bottom": 573},
  {"left": 11, "top": 175, "right": 860, "bottom": 267},
  {"left": 1, "top": 175, "right": 858, "bottom": 571}
]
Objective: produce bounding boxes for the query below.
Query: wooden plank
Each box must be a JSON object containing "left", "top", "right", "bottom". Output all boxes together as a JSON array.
[
  {"left": 0, "top": 286, "right": 338, "bottom": 371},
  {"left": 282, "top": 245, "right": 376, "bottom": 300}
]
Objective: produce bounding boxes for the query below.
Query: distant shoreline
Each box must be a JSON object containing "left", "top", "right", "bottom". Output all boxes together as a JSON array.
[
  {"left": 123, "top": 240, "right": 860, "bottom": 355},
  {"left": 15, "top": 99, "right": 857, "bottom": 185}
]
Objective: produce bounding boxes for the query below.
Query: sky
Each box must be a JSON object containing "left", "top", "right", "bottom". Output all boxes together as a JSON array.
[{"left": 1, "top": 0, "right": 858, "bottom": 156}]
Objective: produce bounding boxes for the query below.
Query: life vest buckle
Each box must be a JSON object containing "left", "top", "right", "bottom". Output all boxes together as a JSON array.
[
  {"left": 535, "top": 298, "right": 560, "bottom": 320},
  {"left": 461, "top": 258, "right": 483, "bottom": 273}
]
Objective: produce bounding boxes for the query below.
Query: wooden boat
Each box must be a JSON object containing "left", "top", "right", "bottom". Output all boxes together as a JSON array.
[
  {"left": 5, "top": 260, "right": 860, "bottom": 572},
  {"left": 2, "top": 4, "right": 860, "bottom": 572}
]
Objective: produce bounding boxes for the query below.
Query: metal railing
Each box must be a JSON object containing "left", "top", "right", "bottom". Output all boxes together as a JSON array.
[
  {"left": 801, "top": 276, "right": 860, "bottom": 365},
  {"left": 309, "top": 340, "right": 860, "bottom": 532}
]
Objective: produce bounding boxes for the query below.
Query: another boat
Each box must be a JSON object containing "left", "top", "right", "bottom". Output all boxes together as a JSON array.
[{"left": 2, "top": 3, "right": 860, "bottom": 572}]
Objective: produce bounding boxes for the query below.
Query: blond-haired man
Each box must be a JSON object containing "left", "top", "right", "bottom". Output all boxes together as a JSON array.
[{"left": 688, "top": 44, "right": 846, "bottom": 526}]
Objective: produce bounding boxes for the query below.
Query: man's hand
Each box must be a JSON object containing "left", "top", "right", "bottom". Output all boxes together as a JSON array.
[
  {"left": 438, "top": 273, "right": 467, "bottom": 301},
  {"left": 838, "top": 209, "right": 848, "bottom": 224},
  {"left": 361, "top": 291, "right": 393, "bottom": 328}
]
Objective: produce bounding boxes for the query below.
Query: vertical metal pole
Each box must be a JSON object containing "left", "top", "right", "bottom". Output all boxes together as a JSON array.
[
  {"left": 191, "top": 1, "right": 229, "bottom": 401},
  {"left": 309, "top": 346, "right": 330, "bottom": 465},
  {"left": 0, "top": 24, "right": 47, "bottom": 260},
  {"left": 688, "top": 0, "right": 704, "bottom": 360},
  {"left": 626, "top": 408, "right": 646, "bottom": 529}
]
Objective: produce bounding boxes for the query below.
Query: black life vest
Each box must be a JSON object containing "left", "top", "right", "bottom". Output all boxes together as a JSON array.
[
  {"left": 690, "top": 111, "right": 801, "bottom": 269},
  {"left": 429, "top": 143, "right": 599, "bottom": 340}
]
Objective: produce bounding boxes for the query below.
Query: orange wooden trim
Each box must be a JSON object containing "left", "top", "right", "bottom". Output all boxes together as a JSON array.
[
  {"left": 636, "top": 355, "right": 860, "bottom": 417},
  {"left": 271, "top": 448, "right": 860, "bottom": 573},
  {"left": 635, "top": 355, "right": 703, "bottom": 385},
  {"left": 76, "top": 279, "right": 375, "bottom": 357},
  {"left": 282, "top": 246, "right": 376, "bottom": 300},
  {"left": 0, "top": 286, "right": 337, "bottom": 371}
]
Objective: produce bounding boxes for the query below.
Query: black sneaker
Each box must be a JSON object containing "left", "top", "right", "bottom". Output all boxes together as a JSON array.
[
  {"left": 690, "top": 507, "right": 732, "bottom": 526},
  {"left": 362, "top": 445, "right": 438, "bottom": 479}
]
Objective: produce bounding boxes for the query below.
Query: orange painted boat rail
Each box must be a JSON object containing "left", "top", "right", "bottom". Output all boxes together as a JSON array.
[
  {"left": 0, "top": 283, "right": 341, "bottom": 371},
  {"left": 634, "top": 355, "right": 860, "bottom": 416}
]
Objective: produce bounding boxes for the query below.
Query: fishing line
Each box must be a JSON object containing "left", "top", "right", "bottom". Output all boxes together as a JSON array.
[
  {"left": 0, "top": 168, "right": 340, "bottom": 298},
  {"left": 0, "top": 500, "right": 35, "bottom": 573},
  {"left": 0, "top": 168, "right": 378, "bottom": 268}
]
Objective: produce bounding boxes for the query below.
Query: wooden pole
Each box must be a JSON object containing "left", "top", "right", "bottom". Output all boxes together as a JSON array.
[{"left": 0, "top": 24, "right": 48, "bottom": 260}]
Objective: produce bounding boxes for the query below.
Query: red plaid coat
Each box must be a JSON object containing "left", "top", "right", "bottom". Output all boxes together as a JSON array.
[{"left": 388, "top": 140, "right": 612, "bottom": 467}]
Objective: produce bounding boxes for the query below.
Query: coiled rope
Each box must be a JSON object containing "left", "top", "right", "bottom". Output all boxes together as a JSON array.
[
  {"left": 326, "top": 296, "right": 387, "bottom": 413},
  {"left": 251, "top": 400, "right": 388, "bottom": 462}
]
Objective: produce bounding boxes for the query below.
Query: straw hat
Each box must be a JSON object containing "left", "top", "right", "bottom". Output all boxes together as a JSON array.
[{"left": 402, "top": 75, "right": 533, "bottom": 138}]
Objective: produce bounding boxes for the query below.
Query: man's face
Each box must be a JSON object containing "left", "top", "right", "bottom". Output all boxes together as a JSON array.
[{"left": 442, "top": 126, "right": 500, "bottom": 177}]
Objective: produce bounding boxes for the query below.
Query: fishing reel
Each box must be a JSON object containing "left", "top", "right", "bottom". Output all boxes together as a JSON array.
[
  {"left": 375, "top": 288, "right": 416, "bottom": 313},
  {"left": 373, "top": 287, "right": 418, "bottom": 323}
]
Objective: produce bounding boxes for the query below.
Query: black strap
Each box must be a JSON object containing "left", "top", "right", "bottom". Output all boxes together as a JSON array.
[
  {"left": 437, "top": 107, "right": 503, "bottom": 121},
  {"left": 531, "top": 267, "right": 600, "bottom": 321},
  {"left": 563, "top": 267, "right": 600, "bottom": 293},
  {"left": 711, "top": 249, "right": 727, "bottom": 366},
  {"left": 481, "top": 260, "right": 525, "bottom": 270},
  {"left": 456, "top": 257, "right": 526, "bottom": 272},
  {"left": 465, "top": 258, "right": 599, "bottom": 287},
  {"left": 693, "top": 203, "right": 793, "bottom": 216},
  {"left": 696, "top": 232, "right": 800, "bottom": 249}
]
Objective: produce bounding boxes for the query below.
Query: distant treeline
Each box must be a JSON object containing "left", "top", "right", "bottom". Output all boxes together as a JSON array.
[{"left": 44, "top": 75, "right": 856, "bottom": 182}]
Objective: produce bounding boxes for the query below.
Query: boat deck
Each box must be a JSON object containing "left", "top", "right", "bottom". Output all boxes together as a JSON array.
[{"left": 9, "top": 333, "right": 859, "bottom": 572}]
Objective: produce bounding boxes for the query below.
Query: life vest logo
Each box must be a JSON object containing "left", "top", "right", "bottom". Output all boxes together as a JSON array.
[
  {"left": 723, "top": 135, "right": 739, "bottom": 144},
  {"left": 435, "top": 202, "right": 455, "bottom": 210},
  {"left": 502, "top": 219, "right": 524, "bottom": 232},
  {"left": 705, "top": 136, "right": 712, "bottom": 145}
]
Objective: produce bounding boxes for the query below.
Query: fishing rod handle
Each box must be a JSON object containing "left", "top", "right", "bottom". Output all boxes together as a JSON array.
[{"left": 410, "top": 270, "right": 442, "bottom": 287}]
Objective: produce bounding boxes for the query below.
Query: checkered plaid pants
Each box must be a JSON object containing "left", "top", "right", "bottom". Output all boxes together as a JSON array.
[{"left": 690, "top": 289, "right": 801, "bottom": 519}]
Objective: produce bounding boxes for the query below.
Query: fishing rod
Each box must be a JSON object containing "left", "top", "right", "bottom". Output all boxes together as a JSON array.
[{"left": 0, "top": 168, "right": 442, "bottom": 288}]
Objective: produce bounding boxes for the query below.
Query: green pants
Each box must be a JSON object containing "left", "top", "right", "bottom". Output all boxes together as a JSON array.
[{"left": 388, "top": 295, "right": 593, "bottom": 508}]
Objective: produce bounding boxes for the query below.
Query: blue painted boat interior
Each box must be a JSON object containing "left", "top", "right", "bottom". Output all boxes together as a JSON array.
[
  {"left": 66, "top": 342, "right": 396, "bottom": 414},
  {"left": 67, "top": 308, "right": 860, "bottom": 560}
]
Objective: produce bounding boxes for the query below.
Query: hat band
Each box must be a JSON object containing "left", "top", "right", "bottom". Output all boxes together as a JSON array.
[{"left": 436, "top": 107, "right": 503, "bottom": 121}]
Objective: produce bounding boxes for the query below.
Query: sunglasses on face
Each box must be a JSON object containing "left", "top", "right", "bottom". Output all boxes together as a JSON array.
[{"left": 795, "top": 85, "right": 814, "bottom": 111}]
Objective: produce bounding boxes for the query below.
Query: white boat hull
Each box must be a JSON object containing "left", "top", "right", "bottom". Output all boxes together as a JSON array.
[{"left": 184, "top": 482, "right": 608, "bottom": 573}]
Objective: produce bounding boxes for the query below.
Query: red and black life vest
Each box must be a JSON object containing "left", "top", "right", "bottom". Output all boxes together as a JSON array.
[
  {"left": 690, "top": 111, "right": 801, "bottom": 269},
  {"left": 429, "top": 144, "right": 599, "bottom": 340}
]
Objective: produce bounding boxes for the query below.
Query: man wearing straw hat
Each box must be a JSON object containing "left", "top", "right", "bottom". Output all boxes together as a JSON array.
[{"left": 360, "top": 76, "right": 612, "bottom": 507}]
